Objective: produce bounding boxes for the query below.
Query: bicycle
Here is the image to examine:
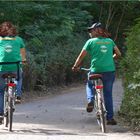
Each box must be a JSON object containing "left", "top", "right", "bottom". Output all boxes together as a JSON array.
[
  {"left": 81, "top": 68, "right": 107, "bottom": 133},
  {"left": 0, "top": 61, "right": 21, "bottom": 131}
]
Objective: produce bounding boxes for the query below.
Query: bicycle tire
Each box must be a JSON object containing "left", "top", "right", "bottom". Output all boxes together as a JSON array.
[
  {"left": 8, "top": 96, "right": 13, "bottom": 131},
  {"left": 95, "top": 93, "right": 101, "bottom": 128},
  {"left": 4, "top": 112, "right": 8, "bottom": 127},
  {"left": 95, "top": 92, "right": 106, "bottom": 133},
  {"left": 4, "top": 92, "right": 8, "bottom": 127},
  {"left": 99, "top": 102, "right": 106, "bottom": 133}
]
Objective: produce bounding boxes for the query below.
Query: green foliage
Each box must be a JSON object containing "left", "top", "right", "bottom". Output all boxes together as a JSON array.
[
  {"left": 120, "top": 19, "right": 140, "bottom": 131},
  {"left": 0, "top": 1, "right": 139, "bottom": 95},
  {"left": 0, "top": 1, "right": 140, "bottom": 129}
]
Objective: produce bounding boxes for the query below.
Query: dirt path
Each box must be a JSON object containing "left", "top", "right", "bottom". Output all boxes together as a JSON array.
[{"left": 0, "top": 79, "right": 139, "bottom": 140}]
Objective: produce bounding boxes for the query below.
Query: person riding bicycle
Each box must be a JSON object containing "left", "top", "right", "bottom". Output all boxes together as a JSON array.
[
  {"left": 0, "top": 22, "right": 26, "bottom": 124},
  {"left": 72, "top": 22, "right": 121, "bottom": 125}
]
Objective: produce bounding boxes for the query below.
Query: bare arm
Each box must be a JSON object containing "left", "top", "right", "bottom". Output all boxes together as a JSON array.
[
  {"left": 113, "top": 46, "right": 121, "bottom": 59},
  {"left": 20, "top": 48, "right": 26, "bottom": 61},
  {"left": 72, "top": 49, "right": 87, "bottom": 70}
]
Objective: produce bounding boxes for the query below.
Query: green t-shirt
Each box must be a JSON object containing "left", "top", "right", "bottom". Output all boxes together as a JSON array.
[
  {"left": 83, "top": 37, "right": 116, "bottom": 73},
  {"left": 0, "top": 36, "right": 25, "bottom": 72}
]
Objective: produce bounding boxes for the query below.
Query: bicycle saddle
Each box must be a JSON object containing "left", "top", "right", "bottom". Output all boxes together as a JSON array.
[
  {"left": 89, "top": 74, "right": 102, "bottom": 80},
  {"left": 2, "top": 73, "right": 16, "bottom": 79}
]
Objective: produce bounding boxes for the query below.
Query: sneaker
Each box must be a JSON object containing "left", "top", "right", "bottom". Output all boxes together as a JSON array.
[
  {"left": 107, "top": 118, "right": 117, "bottom": 125},
  {"left": 0, "top": 113, "right": 3, "bottom": 117},
  {"left": 15, "top": 96, "right": 21, "bottom": 104},
  {"left": 0, "top": 113, "right": 3, "bottom": 125},
  {"left": 86, "top": 102, "right": 94, "bottom": 113}
]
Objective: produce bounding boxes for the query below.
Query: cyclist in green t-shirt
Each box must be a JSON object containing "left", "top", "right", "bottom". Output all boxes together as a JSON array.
[
  {"left": 72, "top": 22, "right": 121, "bottom": 125},
  {"left": 0, "top": 22, "right": 26, "bottom": 124}
]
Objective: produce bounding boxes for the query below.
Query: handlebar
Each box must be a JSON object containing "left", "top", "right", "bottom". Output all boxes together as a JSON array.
[{"left": 80, "top": 67, "right": 90, "bottom": 71}]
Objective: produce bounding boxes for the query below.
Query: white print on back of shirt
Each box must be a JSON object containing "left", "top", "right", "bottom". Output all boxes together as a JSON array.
[
  {"left": 100, "top": 45, "right": 107, "bottom": 53},
  {"left": 5, "top": 45, "right": 12, "bottom": 53}
]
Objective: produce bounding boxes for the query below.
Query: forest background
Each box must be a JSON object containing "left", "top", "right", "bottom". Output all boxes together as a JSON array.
[{"left": 0, "top": 1, "right": 140, "bottom": 130}]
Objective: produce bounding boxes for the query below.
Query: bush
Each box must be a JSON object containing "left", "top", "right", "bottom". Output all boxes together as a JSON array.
[{"left": 120, "top": 18, "right": 140, "bottom": 131}]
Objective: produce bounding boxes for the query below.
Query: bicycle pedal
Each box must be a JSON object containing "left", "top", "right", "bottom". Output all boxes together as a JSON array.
[
  {"left": 15, "top": 100, "right": 21, "bottom": 104},
  {"left": 96, "top": 115, "right": 100, "bottom": 119}
]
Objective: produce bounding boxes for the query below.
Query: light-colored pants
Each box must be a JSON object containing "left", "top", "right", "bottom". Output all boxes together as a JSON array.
[
  {"left": 86, "top": 71, "right": 115, "bottom": 120},
  {"left": 0, "top": 69, "right": 22, "bottom": 114}
]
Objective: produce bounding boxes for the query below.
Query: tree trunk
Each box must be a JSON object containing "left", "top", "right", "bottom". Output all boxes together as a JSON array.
[
  {"left": 99, "top": 2, "right": 103, "bottom": 22},
  {"left": 106, "top": 2, "right": 118, "bottom": 30},
  {"left": 114, "top": 5, "right": 125, "bottom": 41},
  {"left": 106, "top": 2, "right": 113, "bottom": 30}
]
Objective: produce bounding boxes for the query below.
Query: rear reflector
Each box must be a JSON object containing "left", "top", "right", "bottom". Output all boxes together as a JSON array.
[
  {"left": 95, "top": 85, "right": 103, "bottom": 89},
  {"left": 7, "top": 83, "right": 16, "bottom": 87}
]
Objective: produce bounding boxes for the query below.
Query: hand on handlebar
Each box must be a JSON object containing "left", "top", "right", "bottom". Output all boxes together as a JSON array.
[
  {"left": 113, "top": 54, "right": 118, "bottom": 59},
  {"left": 72, "top": 66, "right": 80, "bottom": 72},
  {"left": 22, "top": 59, "right": 27, "bottom": 65}
]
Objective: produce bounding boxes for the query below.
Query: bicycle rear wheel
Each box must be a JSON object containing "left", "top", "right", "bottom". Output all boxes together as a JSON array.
[
  {"left": 7, "top": 86, "right": 15, "bottom": 132},
  {"left": 4, "top": 92, "right": 8, "bottom": 127},
  {"left": 99, "top": 102, "right": 106, "bottom": 133},
  {"left": 95, "top": 93, "right": 106, "bottom": 133},
  {"left": 8, "top": 96, "right": 13, "bottom": 131},
  {"left": 4, "top": 111, "right": 8, "bottom": 127}
]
